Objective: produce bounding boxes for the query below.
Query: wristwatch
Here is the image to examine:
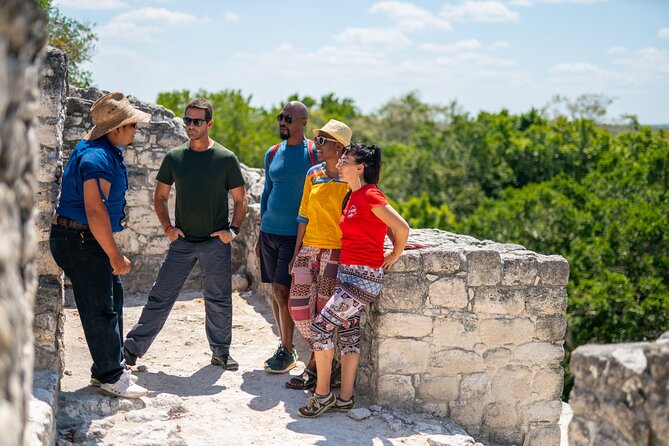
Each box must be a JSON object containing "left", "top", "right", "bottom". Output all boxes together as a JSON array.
[{"left": 229, "top": 225, "right": 240, "bottom": 235}]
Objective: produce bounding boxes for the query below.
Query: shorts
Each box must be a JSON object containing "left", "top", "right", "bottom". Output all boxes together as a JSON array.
[{"left": 259, "top": 230, "right": 296, "bottom": 288}]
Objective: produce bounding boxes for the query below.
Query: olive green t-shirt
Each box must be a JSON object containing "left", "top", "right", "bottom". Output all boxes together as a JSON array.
[{"left": 156, "top": 142, "right": 246, "bottom": 242}]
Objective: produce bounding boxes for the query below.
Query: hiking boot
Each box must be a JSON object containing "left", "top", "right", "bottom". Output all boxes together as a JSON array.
[
  {"left": 123, "top": 347, "right": 138, "bottom": 366},
  {"left": 91, "top": 369, "right": 138, "bottom": 387},
  {"left": 298, "top": 392, "right": 336, "bottom": 418},
  {"left": 264, "top": 344, "right": 281, "bottom": 367},
  {"left": 266, "top": 346, "right": 297, "bottom": 374},
  {"left": 327, "top": 396, "right": 355, "bottom": 413},
  {"left": 211, "top": 354, "right": 239, "bottom": 371},
  {"left": 99, "top": 374, "right": 148, "bottom": 398}
]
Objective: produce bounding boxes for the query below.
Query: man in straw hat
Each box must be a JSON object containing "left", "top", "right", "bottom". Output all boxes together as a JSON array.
[
  {"left": 123, "top": 98, "right": 248, "bottom": 372},
  {"left": 256, "top": 101, "right": 320, "bottom": 374},
  {"left": 50, "top": 92, "right": 150, "bottom": 398}
]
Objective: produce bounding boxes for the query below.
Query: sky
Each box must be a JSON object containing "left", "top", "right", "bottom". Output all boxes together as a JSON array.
[{"left": 54, "top": 0, "right": 669, "bottom": 124}]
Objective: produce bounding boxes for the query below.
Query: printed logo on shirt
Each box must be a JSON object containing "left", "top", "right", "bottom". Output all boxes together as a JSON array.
[{"left": 346, "top": 205, "right": 357, "bottom": 218}]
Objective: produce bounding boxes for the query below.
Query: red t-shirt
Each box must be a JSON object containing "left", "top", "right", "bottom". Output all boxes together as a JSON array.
[{"left": 340, "top": 184, "right": 388, "bottom": 268}]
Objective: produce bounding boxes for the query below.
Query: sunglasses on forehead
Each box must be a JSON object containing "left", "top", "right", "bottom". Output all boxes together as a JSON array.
[
  {"left": 183, "top": 117, "right": 209, "bottom": 126},
  {"left": 276, "top": 113, "right": 305, "bottom": 124}
]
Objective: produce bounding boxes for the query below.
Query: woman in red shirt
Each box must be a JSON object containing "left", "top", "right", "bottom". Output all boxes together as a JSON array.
[{"left": 298, "top": 143, "right": 410, "bottom": 417}]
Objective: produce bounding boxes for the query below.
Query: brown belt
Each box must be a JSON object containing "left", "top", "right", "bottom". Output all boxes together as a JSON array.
[{"left": 53, "top": 215, "right": 90, "bottom": 230}]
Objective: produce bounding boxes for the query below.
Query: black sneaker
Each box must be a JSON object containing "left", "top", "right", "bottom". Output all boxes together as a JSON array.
[
  {"left": 124, "top": 347, "right": 137, "bottom": 366},
  {"left": 327, "top": 396, "right": 354, "bottom": 413},
  {"left": 264, "top": 344, "right": 281, "bottom": 367},
  {"left": 266, "top": 346, "right": 297, "bottom": 374},
  {"left": 211, "top": 354, "right": 239, "bottom": 371},
  {"left": 298, "top": 392, "right": 336, "bottom": 418}
]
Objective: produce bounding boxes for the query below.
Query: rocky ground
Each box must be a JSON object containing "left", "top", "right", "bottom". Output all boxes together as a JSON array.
[{"left": 56, "top": 290, "right": 571, "bottom": 446}]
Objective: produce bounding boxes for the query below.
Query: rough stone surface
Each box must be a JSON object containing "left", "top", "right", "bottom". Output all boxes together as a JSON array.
[
  {"left": 568, "top": 334, "right": 669, "bottom": 446},
  {"left": 0, "top": 2, "right": 47, "bottom": 445}
]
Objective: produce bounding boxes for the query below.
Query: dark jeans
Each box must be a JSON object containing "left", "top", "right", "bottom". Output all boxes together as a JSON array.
[
  {"left": 49, "top": 224, "right": 124, "bottom": 384},
  {"left": 124, "top": 237, "right": 233, "bottom": 358}
]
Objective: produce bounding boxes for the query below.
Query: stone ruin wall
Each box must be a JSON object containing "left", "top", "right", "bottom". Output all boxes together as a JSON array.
[
  {"left": 33, "top": 48, "right": 570, "bottom": 445},
  {"left": 0, "top": 0, "right": 47, "bottom": 445},
  {"left": 568, "top": 333, "right": 669, "bottom": 445}
]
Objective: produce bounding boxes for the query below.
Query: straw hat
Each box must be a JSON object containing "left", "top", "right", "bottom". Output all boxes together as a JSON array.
[
  {"left": 85, "top": 92, "right": 151, "bottom": 140},
  {"left": 313, "top": 119, "right": 352, "bottom": 147}
]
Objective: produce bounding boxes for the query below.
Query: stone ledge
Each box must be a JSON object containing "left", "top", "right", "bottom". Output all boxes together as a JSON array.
[{"left": 29, "top": 371, "right": 60, "bottom": 446}]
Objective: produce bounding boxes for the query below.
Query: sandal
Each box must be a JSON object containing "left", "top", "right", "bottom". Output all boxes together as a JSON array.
[{"left": 285, "top": 368, "right": 317, "bottom": 390}]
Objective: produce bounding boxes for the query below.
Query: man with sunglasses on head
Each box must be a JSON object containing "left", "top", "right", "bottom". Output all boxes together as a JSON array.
[
  {"left": 124, "top": 98, "right": 248, "bottom": 372},
  {"left": 257, "top": 101, "right": 319, "bottom": 374}
]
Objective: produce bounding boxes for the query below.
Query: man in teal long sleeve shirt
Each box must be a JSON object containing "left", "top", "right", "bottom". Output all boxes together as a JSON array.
[{"left": 256, "top": 101, "right": 319, "bottom": 374}]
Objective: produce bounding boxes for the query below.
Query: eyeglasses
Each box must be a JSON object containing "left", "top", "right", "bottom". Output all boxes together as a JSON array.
[
  {"left": 183, "top": 117, "right": 208, "bottom": 126},
  {"left": 315, "top": 136, "right": 338, "bottom": 145},
  {"left": 276, "top": 113, "right": 305, "bottom": 124}
]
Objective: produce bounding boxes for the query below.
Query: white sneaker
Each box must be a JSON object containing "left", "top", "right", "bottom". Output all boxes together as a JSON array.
[
  {"left": 99, "top": 373, "right": 147, "bottom": 398},
  {"left": 90, "top": 369, "right": 138, "bottom": 387}
]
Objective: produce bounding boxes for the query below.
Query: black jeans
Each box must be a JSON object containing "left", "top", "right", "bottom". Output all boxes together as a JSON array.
[{"left": 49, "top": 224, "right": 124, "bottom": 384}]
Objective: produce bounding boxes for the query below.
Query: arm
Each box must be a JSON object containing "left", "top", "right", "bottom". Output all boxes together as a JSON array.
[
  {"left": 257, "top": 151, "right": 272, "bottom": 257},
  {"left": 371, "top": 204, "right": 410, "bottom": 270},
  {"left": 83, "top": 179, "right": 130, "bottom": 275},
  {"left": 211, "top": 185, "right": 248, "bottom": 244},
  {"left": 154, "top": 180, "right": 183, "bottom": 242},
  {"left": 288, "top": 221, "right": 307, "bottom": 275}
]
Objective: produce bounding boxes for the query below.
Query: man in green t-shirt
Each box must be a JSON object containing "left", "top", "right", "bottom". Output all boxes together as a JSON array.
[{"left": 124, "top": 98, "right": 248, "bottom": 370}]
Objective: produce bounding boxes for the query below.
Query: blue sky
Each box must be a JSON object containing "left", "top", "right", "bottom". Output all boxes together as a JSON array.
[{"left": 54, "top": 0, "right": 669, "bottom": 123}]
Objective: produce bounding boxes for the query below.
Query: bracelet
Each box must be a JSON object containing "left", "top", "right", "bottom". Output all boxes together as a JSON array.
[{"left": 164, "top": 224, "right": 173, "bottom": 234}]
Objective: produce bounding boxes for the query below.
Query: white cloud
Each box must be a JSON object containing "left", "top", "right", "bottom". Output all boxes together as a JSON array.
[
  {"left": 490, "top": 40, "right": 511, "bottom": 49},
  {"left": 436, "top": 52, "right": 516, "bottom": 68},
  {"left": 607, "top": 46, "right": 627, "bottom": 54},
  {"left": 419, "top": 39, "right": 482, "bottom": 52},
  {"left": 550, "top": 62, "right": 603, "bottom": 75},
  {"left": 53, "top": 0, "right": 126, "bottom": 9},
  {"left": 334, "top": 28, "right": 412, "bottom": 49},
  {"left": 441, "top": 1, "right": 519, "bottom": 22},
  {"left": 113, "top": 8, "right": 198, "bottom": 25},
  {"left": 369, "top": 1, "right": 452, "bottom": 31},
  {"left": 223, "top": 11, "right": 240, "bottom": 23},
  {"left": 508, "top": 0, "right": 607, "bottom": 4},
  {"left": 99, "top": 7, "right": 199, "bottom": 41},
  {"left": 659, "top": 28, "right": 669, "bottom": 39}
]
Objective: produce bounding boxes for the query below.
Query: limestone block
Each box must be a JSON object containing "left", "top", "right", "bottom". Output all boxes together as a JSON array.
[
  {"left": 422, "top": 249, "right": 462, "bottom": 274},
  {"left": 466, "top": 250, "right": 501, "bottom": 286},
  {"left": 537, "top": 254, "right": 569, "bottom": 286},
  {"left": 501, "top": 254, "right": 538, "bottom": 286},
  {"left": 524, "top": 287, "right": 567, "bottom": 316},
  {"left": 535, "top": 316, "right": 567, "bottom": 342},
  {"left": 568, "top": 390, "right": 600, "bottom": 420},
  {"left": 480, "top": 427, "right": 524, "bottom": 446},
  {"left": 428, "top": 276, "right": 467, "bottom": 309},
  {"left": 391, "top": 250, "right": 421, "bottom": 272},
  {"left": 491, "top": 366, "right": 533, "bottom": 405},
  {"left": 127, "top": 207, "right": 160, "bottom": 236},
  {"left": 523, "top": 424, "right": 560, "bottom": 446},
  {"left": 376, "top": 274, "right": 427, "bottom": 312},
  {"left": 417, "top": 375, "right": 460, "bottom": 402},
  {"left": 482, "top": 347, "right": 512, "bottom": 370},
  {"left": 473, "top": 287, "right": 524, "bottom": 316},
  {"left": 449, "top": 400, "right": 485, "bottom": 430},
  {"left": 125, "top": 189, "right": 152, "bottom": 208},
  {"left": 520, "top": 400, "right": 562, "bottom": 429},
  {"left": 531, "top": 368, "right": 563, "bottom": 400},
  {"left": 479, "top": 317, "right": 534, "bottom": 347},
  {"left": 127, "top": 166, "right": 149, "bottom": 189},
  {"left": 460, "top": 373, "right": 491, "bottom": 400},
  {"left": 568, "top": 417, "right": 593, "bottom": 446},
  {"left": 482, "top": 402, "right": 518, "bottom": 429},
  {"left": 377, "top": 375, "right": 415, "bottom": 405},
  {"left": 136, "top": 149, "right": 165, "bottom": 171},
  {"left": 512, "top": 342, "right": 564, "bottom": 367},
  {"left": 432, "top": 312, "right": 480, "bottom": 350},
  {"left": 376, "top": 313, "right": 433, "bottom": 338},
  {"left": 599, "top": 399, "right": 650, "bottom": 445},
  {"left": 430, "top": 348, "right": 484, "bottom": 375},
  {"left": 378, "top": 339, "right": 430, "bottom": 374}
]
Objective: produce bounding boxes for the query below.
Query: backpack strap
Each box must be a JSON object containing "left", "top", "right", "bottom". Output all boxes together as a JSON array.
[
  {"left": 267, "top": 142, "right": 283, "bottom": 167},
  {"left": 306, "top": 139, "right": 318, "bottom": 166}
]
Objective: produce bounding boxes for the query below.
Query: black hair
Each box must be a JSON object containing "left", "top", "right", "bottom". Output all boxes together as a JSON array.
[
  {"left": 343, "top": 142, "right": 382, "bottom": 185},
  {"left": 185, "top": 98, "right": 213, "bottom": 122}
]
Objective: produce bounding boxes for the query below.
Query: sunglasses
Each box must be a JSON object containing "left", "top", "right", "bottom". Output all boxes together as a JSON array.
[
  {"left": 183, "top": 117, "right": 209, "bottom": 126},
  {"left": 276, "top": 113, "right": 304, "bottom": 124},
  {"left": 315, "top": 136, "right": 338, "bottom": 145}
]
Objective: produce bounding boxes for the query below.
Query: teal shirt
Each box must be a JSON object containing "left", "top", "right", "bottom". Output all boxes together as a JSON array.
[{"left": 156, "top": 142, "right": 245, "bottom": 242}]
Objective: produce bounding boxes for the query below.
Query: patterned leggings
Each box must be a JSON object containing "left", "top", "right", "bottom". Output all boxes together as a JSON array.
[
  {"left": 311, "top": 264, "right": 384, "bottom": 355},
  {"left": 288, "top": 246, "right": 340, "bottom": 350}
]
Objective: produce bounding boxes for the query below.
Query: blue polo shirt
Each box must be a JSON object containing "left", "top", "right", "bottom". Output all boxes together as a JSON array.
[{"left": 56, "top": 137, "right": 128, "bottom": 232}]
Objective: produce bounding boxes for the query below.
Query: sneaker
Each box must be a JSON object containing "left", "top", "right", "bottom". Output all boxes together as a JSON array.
[
  {"left": 327, "top": 396, "right": 355, "bottom": 413},
  {"left": 99, "top": 374, "right": 148, "bottom": 398},
  {"left": 266, "top": 346, "right": 297, "bottom": 374},
  {"left": 123, "top": 347, "right": 137, "bottom": 366},
  {"left": 211, "top": 354, "right": 239, "bottom": 371},
  {"left": 298, "top": 392, "right": 336, "bottom": 418},
  {"left": 264, "top": 344, "right": 281, "bottom": 367},
  {"left": 90, "top": 369, "right": 138, "bottom": 387}
]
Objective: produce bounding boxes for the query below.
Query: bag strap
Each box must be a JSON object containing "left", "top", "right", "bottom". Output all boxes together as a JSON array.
[
  {"left": 267, "top": 142, "right": 283, "bottom": 166},
  {"left": 307, "top": 139, "right": 318, "bottom": 165}
]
